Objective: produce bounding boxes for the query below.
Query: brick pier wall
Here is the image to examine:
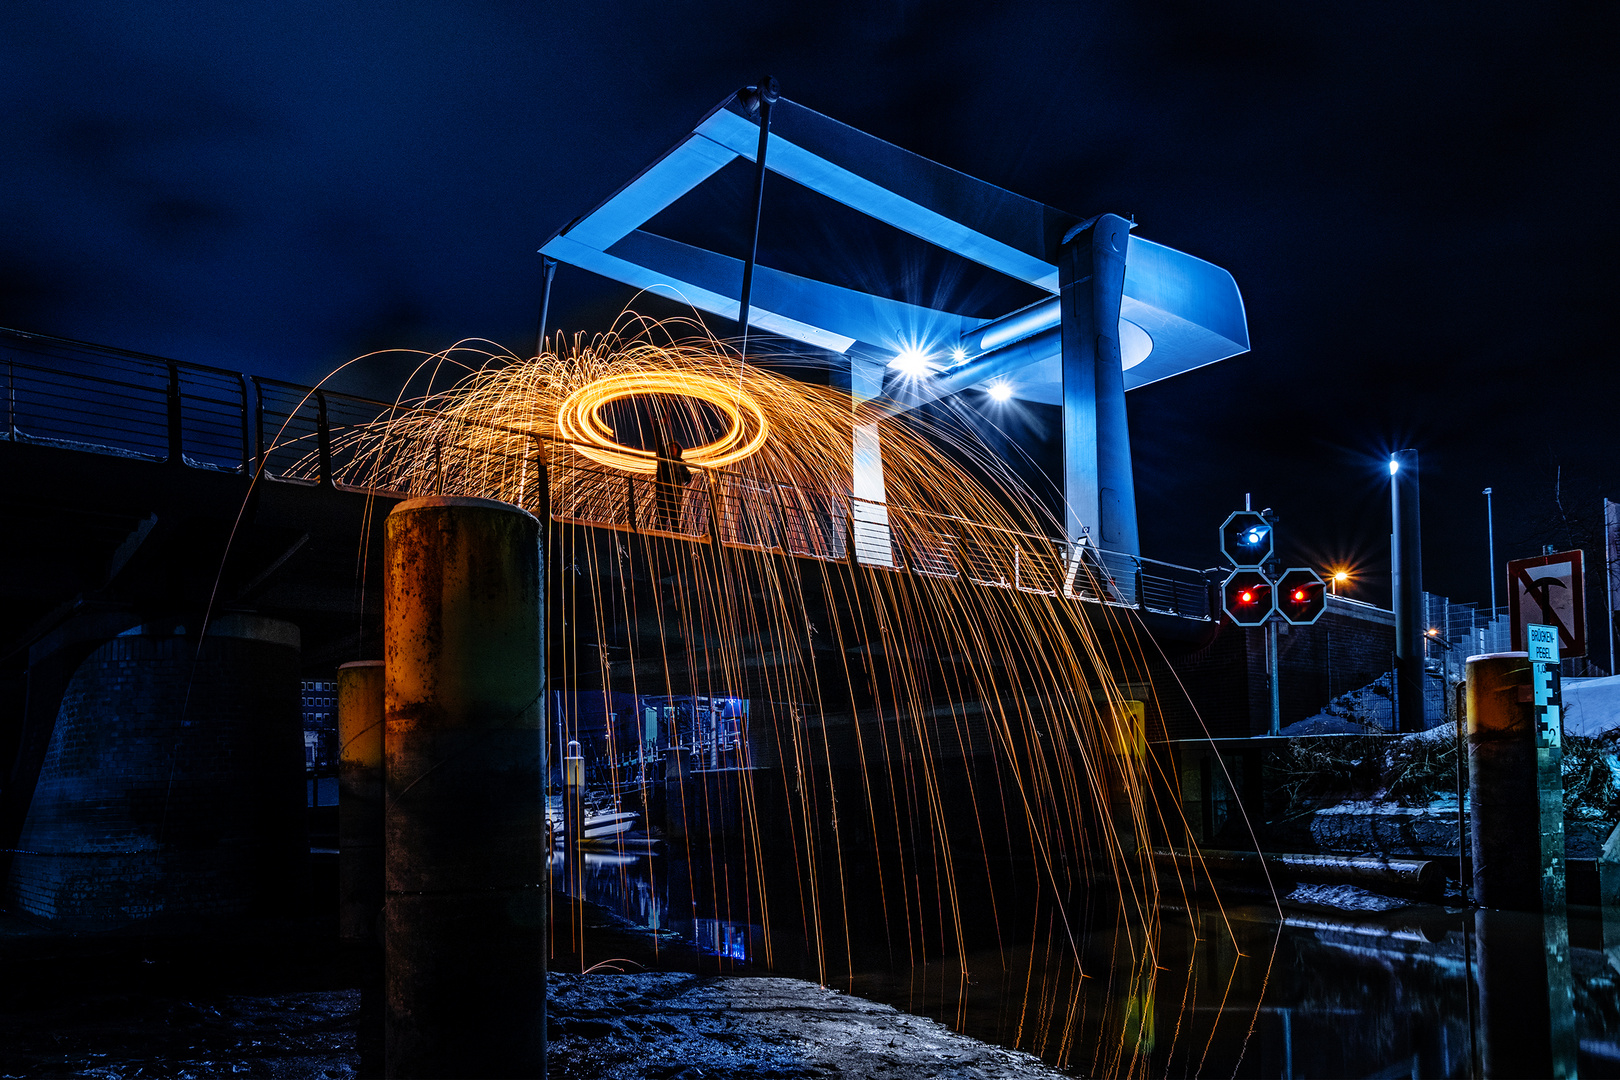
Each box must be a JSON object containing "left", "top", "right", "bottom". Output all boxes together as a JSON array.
[{"left": 5, "top": 617, "right": 305, "bottom": 928}]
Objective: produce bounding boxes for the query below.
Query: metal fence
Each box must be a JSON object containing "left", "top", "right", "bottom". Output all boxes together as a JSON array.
[{"left": 1, "top": 326, "right": 1213, "bottom": 621}]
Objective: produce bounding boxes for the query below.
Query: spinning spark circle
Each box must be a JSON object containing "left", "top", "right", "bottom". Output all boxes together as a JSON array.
[{"left": 555, "top": 371, "right": 770, "bottom": 474}]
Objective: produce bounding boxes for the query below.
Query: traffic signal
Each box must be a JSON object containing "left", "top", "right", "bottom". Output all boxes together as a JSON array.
[
  {"left": 1221, "top": 569, "right": 1274, "bottom": 626},
  {"left": 1219, "top": 511, "right": 1274, "bottom": 568},
  {"left": 1276, "top": 567, "right": 1327, "bottom": 625}
]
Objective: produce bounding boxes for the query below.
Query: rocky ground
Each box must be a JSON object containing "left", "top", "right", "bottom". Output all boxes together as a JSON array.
[
  {"left": 549, "top": 894, "right": 1074, "bottom": 1079},
  {"left": 0, "top": 914, "right": 359, "bottom": 1079},
  {"left": 547, "top": 972, "right": 1068, "bottom": 1080},
  {"left": 0, "top": 891, "right": 1074, "bottom": 1079}
]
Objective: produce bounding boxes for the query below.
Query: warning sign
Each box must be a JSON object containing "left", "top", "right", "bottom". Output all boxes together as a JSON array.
[{"left": 1509, "top": 550, "right": 1586, "bottom": 657}]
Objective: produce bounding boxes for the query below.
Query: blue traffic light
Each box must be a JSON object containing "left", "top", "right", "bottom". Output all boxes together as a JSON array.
[{"left": 1219, "top": 511, "right": 1274, "bottom": 569}]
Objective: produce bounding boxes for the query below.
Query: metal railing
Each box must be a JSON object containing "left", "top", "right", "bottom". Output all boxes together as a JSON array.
[
  {"left": 545, "top": 456, "right": 1211, "bottom": 618},
  {"left": 1, "top": 326, "right": 1213, "bottom": 620}
]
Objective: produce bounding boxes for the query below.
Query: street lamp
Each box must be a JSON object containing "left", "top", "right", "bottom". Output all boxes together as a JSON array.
[
  {"left": 1483, "top": 486, "right": 1497, "bottom": 617},
  {"left": 1390, "top": 448, "right": 1424, "bottom": 733},
  {"left": 1331, "top": 570, "right": 1350, "bottom": 596}
]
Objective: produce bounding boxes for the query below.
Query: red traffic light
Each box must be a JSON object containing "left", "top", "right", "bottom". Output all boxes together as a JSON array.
[
  {"left": 1221, "top": 570, "right": 1273, "bottom": 626},
  {"left": 1276, "top": 568, "right": 1327, "bottom": 625}
]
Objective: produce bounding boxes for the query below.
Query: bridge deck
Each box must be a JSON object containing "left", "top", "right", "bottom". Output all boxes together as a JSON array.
[{"left": 0, "top": 326, "right": 1213, "bottom": 634}]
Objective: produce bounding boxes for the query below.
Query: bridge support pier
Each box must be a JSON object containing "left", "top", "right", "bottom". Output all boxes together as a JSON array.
[
  {"left": 1059, "top": 213, "right": 1139, "bottom": 557},
  {"left": 4, "top": 613, "right": 305, "bottom": 927}
]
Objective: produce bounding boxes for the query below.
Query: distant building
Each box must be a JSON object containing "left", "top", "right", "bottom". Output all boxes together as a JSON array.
[{"left": 302, "top": 679, "right": 337, "bottom": 771}]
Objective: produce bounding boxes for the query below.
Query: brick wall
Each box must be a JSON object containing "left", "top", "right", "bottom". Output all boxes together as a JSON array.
[
  {"left": 1160, "top": 598, "right": 1396, "bottom": 738},
  {"left": 5, "top": 625, "right": 305, "bottom": 928}
]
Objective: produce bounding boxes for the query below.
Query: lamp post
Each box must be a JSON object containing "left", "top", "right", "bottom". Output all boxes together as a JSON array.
[
  {"left": 1391, "top": 451, "right": 1425, "bottom": 732},
  {"left": 1483, "top": 487, "right": 1497, "bottom": 618},
  {"left": 1331, "top": 570, "right": 1349, "bottom": 596}
]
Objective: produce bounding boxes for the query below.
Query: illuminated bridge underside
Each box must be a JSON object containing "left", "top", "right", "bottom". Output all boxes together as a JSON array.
[{"left": 539, "top": 95, "right": 1250, "bottom": 407}]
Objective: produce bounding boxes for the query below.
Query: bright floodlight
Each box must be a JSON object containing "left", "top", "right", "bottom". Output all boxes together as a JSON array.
[
  {"left": 987, "top": 381, "right": 1013, "bottom": 402},
  {"left": 1389, "top": 458, "right": 1400, "bottom": 475},
  {"left": 1333, "top": 571, "right": 1349, "bottom": 583},
  {"left": 950, "top": 345, "right": 967, "bottom": 364},
  {"left": 891, "top": 347, "right": 931, "bottom": 377}
]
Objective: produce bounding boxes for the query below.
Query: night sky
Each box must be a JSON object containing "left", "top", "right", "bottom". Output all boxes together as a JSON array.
[{"left": 4, "top": 3, "right": 1616, "bottom": 654}]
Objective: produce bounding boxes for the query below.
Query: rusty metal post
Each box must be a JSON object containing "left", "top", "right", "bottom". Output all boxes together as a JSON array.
[
  {"left": 1467, "top": 652, "right": 1541, "bottom": 911},
  {"left": 339, "top": 659, "right": 387, "bottom": 1078},
  {"left": 1467, "top": 651, "right": 1567, "bottom": 912},
  {"left": 1467, "top": 650, "right": 1579, "bottom": 1077},
  {"left": 338, "top": 661, "right": 385, "bottom": 943},
  {"left": 384, "top": 496, "right": 544, "bottom": 1078}
]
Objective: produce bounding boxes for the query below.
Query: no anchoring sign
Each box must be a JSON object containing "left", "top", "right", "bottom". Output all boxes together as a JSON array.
[{"left": 1508, "top": 550, "right": 1586, "bottom": 657}]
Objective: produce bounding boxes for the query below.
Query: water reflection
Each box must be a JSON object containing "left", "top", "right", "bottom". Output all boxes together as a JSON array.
[{"left": 556, "top": 847, "right": 1620, "bottom": 1077}]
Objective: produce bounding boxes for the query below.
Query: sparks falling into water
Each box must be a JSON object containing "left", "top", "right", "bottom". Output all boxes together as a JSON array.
[{"left": 293, "top": 314, "right": 1255, "bottom": 1077}]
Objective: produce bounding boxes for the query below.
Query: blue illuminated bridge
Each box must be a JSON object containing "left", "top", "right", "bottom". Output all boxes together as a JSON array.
[{"left": 538, "top": 86, "right": 1250, "bottom": 559}]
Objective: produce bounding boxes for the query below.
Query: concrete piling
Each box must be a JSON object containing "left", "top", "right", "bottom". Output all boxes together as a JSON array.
[
  {"left": 384, "top": 496, "right": 544, "bottom": 1078},
  {"left": 338, "top": 660, "right": 386, "bottom": 944}
]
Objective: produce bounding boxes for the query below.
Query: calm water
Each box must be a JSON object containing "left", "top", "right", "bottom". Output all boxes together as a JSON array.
[{"left": 556, "top": 844, "right": 1620, "bottom": 1077}]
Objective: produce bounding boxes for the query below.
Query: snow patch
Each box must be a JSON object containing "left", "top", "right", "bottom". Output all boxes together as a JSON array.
[
  {"left": 1564, "top": 676, "right": 1620, "bottom": 737},
  {"left": 1286, "top": 883, "right": 1411, "bottom": 911}
]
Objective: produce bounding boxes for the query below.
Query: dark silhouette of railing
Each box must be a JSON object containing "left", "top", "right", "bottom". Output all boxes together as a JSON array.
[{"left": 1, "top": 326, "right": 1213, "bottom": 620}]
